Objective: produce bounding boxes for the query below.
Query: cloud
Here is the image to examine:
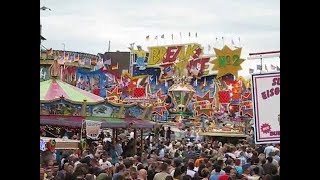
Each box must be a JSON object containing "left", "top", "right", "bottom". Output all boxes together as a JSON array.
[{"left": 41, "top": 0, "right": 279, "bottom": 76}]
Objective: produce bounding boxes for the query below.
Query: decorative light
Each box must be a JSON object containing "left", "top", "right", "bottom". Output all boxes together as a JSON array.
[{"left": 168, "top": 74, "right": 196, "bottom": 112}]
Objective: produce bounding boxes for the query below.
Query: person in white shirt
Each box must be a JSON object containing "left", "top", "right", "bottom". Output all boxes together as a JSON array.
[
  {"left": 159, "top": 146, "right": 165, "bottom": 159},
  {"left": 99, "top": 154, "right": 112, "bottom": 167},
  {"left": 234, "top": 146, "right": 241, "bottom": 158},
  {"left": 130, "top": 131, "right": 134, "bottom": 140},
  {"left": 272, "top": 147, "right": 280, "bottom": 153},
  {"left": 273, "top": 150, "right": 280, "bottom": 162},
  {"left": 165, "top": 142, "right": 171, "bottom": 152},
  {"left": 264, "top": 144, "right": 274, "bottom": 157},
  {"left": 195, "top": 131, "right": 202, "bottom": 142},
  {"left": 169, "top": 147, "right": 177, "bottom": 159},
  {"left": 225, "top": 152, "right": 236, "bottom": 160},
  {"left": 238, "top": 152, "right": 247, "bottom": 166},
  {"left": 186, "top": 162, "right": 196, "bottom": 178},
  {"left": 245, "top": 149, "right": 253, "bottom": 159}
]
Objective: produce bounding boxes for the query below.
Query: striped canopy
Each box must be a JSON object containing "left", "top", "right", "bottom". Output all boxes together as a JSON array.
[
  {"left": 85, "top": 117, "right": 155, "bottom": 128},
  {"left": 40, "top": 115, "right": 155, "bottom": 128},
  {"left": 40, "top": 79, "right": 105, "bottom": 104}
]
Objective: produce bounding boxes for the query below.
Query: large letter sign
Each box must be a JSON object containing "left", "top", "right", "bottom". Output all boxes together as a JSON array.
[{"left": 252, "top": 73, "right": 280, "bottom": 144}]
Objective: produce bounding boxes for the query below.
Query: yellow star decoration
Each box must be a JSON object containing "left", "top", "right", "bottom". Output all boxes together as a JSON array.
[{"left": 211, "top": 45, "right": 245, "bottom": 78}]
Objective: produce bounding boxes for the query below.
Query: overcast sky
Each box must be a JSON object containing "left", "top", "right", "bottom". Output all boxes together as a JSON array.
[{"left": 41, "top": 0, "right": 279, "bottom": 77}]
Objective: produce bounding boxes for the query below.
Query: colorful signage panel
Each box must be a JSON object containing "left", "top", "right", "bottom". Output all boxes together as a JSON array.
[{"left": 252, "top": 73, "right": 280, "bottom": 144}]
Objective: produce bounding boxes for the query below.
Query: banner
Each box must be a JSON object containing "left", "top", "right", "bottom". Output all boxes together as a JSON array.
[
  {"left": 252, "top": 73, "right": 280, "bottom": 144},
  {"left": 148, "top": 44, "right": 210, "bottom": 80},
  {"left": 85, "top": 120, "right": 102, "bottom": 139}
]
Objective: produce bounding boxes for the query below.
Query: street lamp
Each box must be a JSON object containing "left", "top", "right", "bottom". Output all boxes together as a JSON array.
[
  {"left": 62, "top": 43, "right": 65, "bottom": 52},
  {"left": 40, "top": 6, "right": 51, "bottom": 46},
  {"left": 40, "top": 6, "right": 51, "bottom": 11}
]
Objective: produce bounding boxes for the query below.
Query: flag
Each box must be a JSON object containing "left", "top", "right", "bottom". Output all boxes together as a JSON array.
[
  {"left": 257, "top": 65, "right": 262, "bottom": 70},
  {"left": 208, "top": 45, "right": 211, "bottom": 51},
  {"left": 270, "top": 64, "right": 276, "bottom": 70},
  {"left": 265, "top": 64, "right": 268, "bottom": 72},
  {"left": 179, "top": 32, "right": 182, "bottom": 38},
  {"left": 161, "top": 34, "right": 164, "bottom": 39},
  {"left": 276, "top": 66, "right": 280, "bottom": 71},
  {"left": 189, "top": 32, "right": 191, "bottom": 37},
  {"left": 104, "top": 58, "right": 111, "bottom": 65},
  {"left": 111, "top": 63, "right": 119, "bottom": 70},
  {"left": 195, "top": 32, "right": 198, "bottom": 38},
  {"left": 155, "top": 36, "right": 158, "bottom": 40},
  {"left": 146, "top": 35, "right": 150, "bottom": 40},
  {"left": 171, "top": 34, "right": 174, "bottom": 40},
  {"left": 249, "top": 68, "right": 254, "bottom": 74}
]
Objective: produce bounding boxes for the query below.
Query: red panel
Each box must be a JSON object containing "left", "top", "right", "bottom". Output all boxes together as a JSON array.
[{"left": 133, "top": 88, "right": 145, "bottom": 97}]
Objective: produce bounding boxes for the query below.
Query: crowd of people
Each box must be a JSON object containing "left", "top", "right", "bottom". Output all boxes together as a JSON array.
[{"left": 40, "top": 129, "right": 280, "bottom": 180}]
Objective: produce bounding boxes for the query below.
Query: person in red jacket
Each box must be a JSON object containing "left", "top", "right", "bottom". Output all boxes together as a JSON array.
[{"left": 218, "top": 166, "right": 236, "bottom": 180}]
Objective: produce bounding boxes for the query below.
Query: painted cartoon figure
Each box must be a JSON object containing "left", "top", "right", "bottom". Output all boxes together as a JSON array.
[
  {"left": 49, "top": 60, "right": 60, "bottom": 78},
  {"left": 190, "top": 63, "right": 201, "bottom": 77},
  {"left": 164, "top": 66, "right": 174, "bottom": 76},
  {"left": 131, "top": 45, "right": 146, "bottom": 70},
  {"left": 77, "top": 76, "right": 85, "bottom": 90}
]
